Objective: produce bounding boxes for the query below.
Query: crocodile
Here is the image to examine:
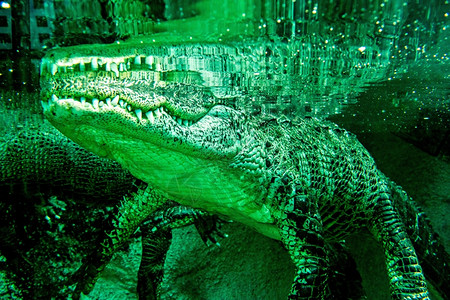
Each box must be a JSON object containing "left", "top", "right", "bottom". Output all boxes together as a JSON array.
[
  {"left": 0, "top": 101, "right": 366, "bottom": 299},
  {"left": 40, "top": 39, "right": 450, "bottom": 299},
  {"left": 0, "top": 108, "right": 365, "bottom": 299}
]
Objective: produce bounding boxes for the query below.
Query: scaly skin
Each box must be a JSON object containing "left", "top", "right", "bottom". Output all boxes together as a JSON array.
[
  {"left": 0, "top": 112, "right": 138, "bottom": 298},
  {"left": 0, "top": 117, "right": 135, "bottom": 204},
  {"left": 40, "top": 39, "right": 449, "bottom": 299}
]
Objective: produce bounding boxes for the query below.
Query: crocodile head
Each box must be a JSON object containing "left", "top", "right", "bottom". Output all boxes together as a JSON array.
[{"left": 40, "top": 41, "right": 277, "bottom": 237}]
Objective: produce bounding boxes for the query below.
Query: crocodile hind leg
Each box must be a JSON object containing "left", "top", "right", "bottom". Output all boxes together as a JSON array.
[
  {"left": 369, "top": 187, "right": 429, "bottom": 299},
  {"left": 279, "top": 194, "right": 329, "bottom": 299},
  {"left": 138, "top": 224, "right": 172, "bottom": 300}
]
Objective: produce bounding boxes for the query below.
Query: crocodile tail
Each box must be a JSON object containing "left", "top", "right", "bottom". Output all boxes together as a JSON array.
[{"left": 388, "top": 179, "right": 450, "bottom": 299}]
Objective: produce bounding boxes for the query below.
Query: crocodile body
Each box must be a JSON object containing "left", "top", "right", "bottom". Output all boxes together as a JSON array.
[{"left": 40, "top": 39, "right": 449, "bottom": 299}]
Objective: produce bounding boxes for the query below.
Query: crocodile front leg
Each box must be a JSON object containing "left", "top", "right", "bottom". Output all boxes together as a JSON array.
[
  {"left": 72, "top": 183, "right": 168, "bottom": 298},
  {"left": 279, "top": 193, "right": 329, "bottom": 299}
]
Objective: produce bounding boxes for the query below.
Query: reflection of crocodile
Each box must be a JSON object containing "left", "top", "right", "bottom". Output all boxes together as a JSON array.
[{"left": 40, "top": 40, "right": 449, "bottom": 299}]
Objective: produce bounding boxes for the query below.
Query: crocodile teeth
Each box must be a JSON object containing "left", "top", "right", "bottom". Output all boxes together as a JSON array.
[
  {"left": 135, "top": 109, "right": 142, "bottom": 121},
  {"left": 146, "top": 111, "right": 155, "bottom": 124},
  {"left": 145, "top": 56, "right": 153, "bottom": 65},
  {"left": 92, "top": 98, "right": 99, "bottom": 109},
  {"left": 45, "top": 53, "right": 148, "bottom": 77},
  {"left": 91, "top": 58, "right": 98, "bottom": 71},
  {"left": 111, "top": 63, "right": 119, "bottom": 77},
  {"left": 134, "top": 56, "right": 141, "bottom": 65},
  {"left": 111, "top": 95, "right": 119, "bottom": 106},
  {"left": 45, "top": 94, "right": 194, "bottom": 127},
  {"left": 51, "top": 63, "right": 58, "bottom": 75},
  {"left": 154, "top": 107, "right": 162, "bottom": 118}
]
